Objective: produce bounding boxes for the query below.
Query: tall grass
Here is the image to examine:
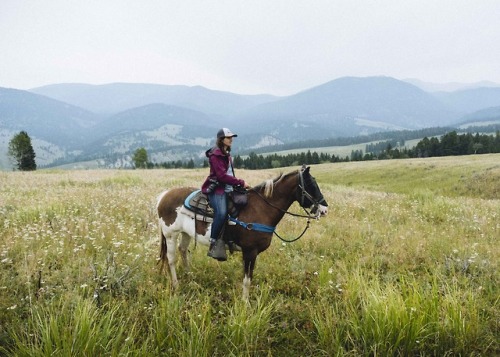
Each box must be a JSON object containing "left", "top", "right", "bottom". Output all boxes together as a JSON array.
[
  {"left": 312, "top": 269, "right": 486, "bottom": 355},
  {"left": 1, "top": 155, "right": 498, "bottom": 355},
  {"left": 9, "top": 298, "right": 137, "bottom": 356}
]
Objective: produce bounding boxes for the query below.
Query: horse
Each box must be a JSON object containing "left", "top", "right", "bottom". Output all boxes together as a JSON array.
[{"left": 156, "top": 166, "right": 328, "bottom": 300}]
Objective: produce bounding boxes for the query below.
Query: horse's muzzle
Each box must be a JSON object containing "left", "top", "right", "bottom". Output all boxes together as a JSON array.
[{"left": 311, "top": 204, "right": 328, "bottom": 218}]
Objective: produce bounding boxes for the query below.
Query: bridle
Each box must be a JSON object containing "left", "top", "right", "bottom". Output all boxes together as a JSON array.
[
  {"left": 297, "top": 169, "right": 327, "bottom": 216},
  {"left": 253, "top": 170, "right": 324, "bottom": 218}
]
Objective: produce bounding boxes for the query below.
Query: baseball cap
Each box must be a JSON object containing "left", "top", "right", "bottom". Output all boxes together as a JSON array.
[{"left": 217, "top": 128, "right": 238, "bottom": 138}]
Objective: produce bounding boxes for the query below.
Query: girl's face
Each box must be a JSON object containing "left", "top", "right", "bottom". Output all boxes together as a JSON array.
[{"left": 223, "top": 136, "right": 233, "bottom": 148}]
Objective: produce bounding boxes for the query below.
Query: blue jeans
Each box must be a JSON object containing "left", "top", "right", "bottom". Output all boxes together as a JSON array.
[{"left": 208, "top": 192, "right": 228, "bottom": 240}]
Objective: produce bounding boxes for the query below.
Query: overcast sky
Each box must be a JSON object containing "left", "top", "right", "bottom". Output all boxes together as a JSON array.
[{"left": 1, "top": 0, "right": 499, "bottom": 95}]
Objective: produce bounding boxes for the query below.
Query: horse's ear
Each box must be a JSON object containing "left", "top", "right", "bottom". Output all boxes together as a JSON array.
[{"left": 301, "top": 165, "right": 310, "bottom": 173}]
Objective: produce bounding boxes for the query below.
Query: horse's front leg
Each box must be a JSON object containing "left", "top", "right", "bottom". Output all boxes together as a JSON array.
[{"left": 242, "top": 250, "right": 257, "bottom": 301}]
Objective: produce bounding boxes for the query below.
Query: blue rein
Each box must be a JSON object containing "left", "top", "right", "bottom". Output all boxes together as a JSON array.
[{"left": 228, "top": 216, "right": 275, "bottom": 233}]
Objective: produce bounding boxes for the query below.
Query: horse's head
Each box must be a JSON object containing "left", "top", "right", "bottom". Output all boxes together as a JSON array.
[{"left": 297, "top": 166, "right": 328, "bottom": 217}]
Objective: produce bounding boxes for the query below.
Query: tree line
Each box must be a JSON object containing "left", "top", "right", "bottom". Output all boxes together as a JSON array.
[
  {"left": 233, "top": 131, "right": 500, "bottom": 168},
  {"left": 7, "top": 129, "right": 500, "bottom": 171},
  {"left": 245, "top": 126, "right": 475, "bottom": 155},
  {"left": 148, "top": 130, "right": 499, "bottom": 169}
]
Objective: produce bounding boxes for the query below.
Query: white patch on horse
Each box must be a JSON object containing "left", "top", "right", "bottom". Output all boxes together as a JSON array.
[
  {"left": 317, "top": 204, "right": 328, "bottom": 216},
  {"left": 158, "top": 206, "right": 212, "bottom": 247},
  {"left": 242, "top": 274, "right": 251, "bottom": 301}
]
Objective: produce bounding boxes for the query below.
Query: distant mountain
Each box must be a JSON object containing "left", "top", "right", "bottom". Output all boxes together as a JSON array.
[
  {"left": 30, "top": 83, "right": 279, "bottom": 116},
  {"left": 234, "top": 76, "right": 457, "bottom": 141},
  {"left": 0, "top": 88, "right": 101, "bottom": 168},
  {"left": 89, "top": 103, "right": 219, "bottom": 138},
  {"left": 433, "top": 87, "right": 500, "bottom": 115},
  {"left": 456, "top": 106, "right": 500, "bottom": 128},
  {"left": 0, "top": 87, "right": 101, "bottom": 147},
  {"left": 79, "top": 103, "right": 221, "bottom": 160},
  {"left": 403, "top": 78, "right": 500, "bottom": 92},
  {"left": 2, "top": 76, "right": 500, "bottom": 170}
]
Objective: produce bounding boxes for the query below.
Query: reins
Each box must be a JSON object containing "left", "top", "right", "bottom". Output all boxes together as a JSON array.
[
  {"left": 251, "top": 189, "right": 315, "bottom": 242},
  {"left": 245, "top": 170, "right": 321, "bottom": 242},
  {"left": 273, "top": 215, "right": 312, "bottom": 243}
]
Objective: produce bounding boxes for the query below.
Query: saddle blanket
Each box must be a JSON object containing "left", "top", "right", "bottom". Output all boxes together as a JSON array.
[{"left": 183, "top": 190, "right": 213, "bottom": 219}]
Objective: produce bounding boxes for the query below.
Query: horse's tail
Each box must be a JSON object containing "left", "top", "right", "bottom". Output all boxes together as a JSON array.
[
  {"left": 156, "top": 189, "right": 170, "bottom": 273},
  {"left": 158, "top": 219, "right": 168, "bottom": 273}
]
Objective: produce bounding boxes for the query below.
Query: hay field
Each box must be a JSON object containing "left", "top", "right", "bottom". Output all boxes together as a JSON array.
[{"left": 1, "top": 154, "right": 499, "bottom": 356}]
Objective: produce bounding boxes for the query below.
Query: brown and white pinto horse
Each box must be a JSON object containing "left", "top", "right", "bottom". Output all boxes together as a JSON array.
[{"left": 156, "top": 166, "right": 328, "bottom": 300}]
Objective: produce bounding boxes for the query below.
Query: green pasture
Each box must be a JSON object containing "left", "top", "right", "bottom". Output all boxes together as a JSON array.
[
  {"left": 256, "top": 138, "right": 424, "bottom": 160},
  {"left": 312, "top": 153, "right": 500, "bottom": 199},
  {"left": 0, "top": 154, "right": 498, "bottom": 356}
]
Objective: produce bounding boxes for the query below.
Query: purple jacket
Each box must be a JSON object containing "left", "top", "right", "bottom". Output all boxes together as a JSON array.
[{"left": 201, "top": 147, "right": 245, "bottom": 194}]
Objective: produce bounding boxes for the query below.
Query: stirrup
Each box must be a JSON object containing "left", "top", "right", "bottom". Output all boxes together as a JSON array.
[{"left": 227, "top": 241, "right": 242, "bottom": 254}]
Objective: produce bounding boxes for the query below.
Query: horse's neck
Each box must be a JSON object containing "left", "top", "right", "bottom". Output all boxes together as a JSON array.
[{"left": 254, "top": 174, "right": 297, "bottom": 224}]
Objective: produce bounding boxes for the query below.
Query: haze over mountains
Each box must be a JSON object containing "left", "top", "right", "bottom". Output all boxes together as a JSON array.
[{"left": 1, "top": 76, "right": 500, "bottom": 169}]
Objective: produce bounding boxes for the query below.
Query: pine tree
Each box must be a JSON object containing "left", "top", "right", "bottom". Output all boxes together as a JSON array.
[
  {"left": 8, "top": 131, "right": 37, "bottom": 171},
  {"left": 132, "top": 147, "right": 148, "bottom": 169}
]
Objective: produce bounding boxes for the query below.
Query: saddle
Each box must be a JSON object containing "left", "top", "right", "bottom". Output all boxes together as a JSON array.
[
  {"left": 183, "top": 190, "right": 241, "bottom": 221},
  {"left": 184, "top": 190, "right": 214, "bottom": 218}
]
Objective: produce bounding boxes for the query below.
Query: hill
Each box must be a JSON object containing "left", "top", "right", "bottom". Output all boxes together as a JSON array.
[
  {"left": 234, "top": 76, "right": 458, "bottom": 141},
  {"left": 434, "top": 87, "right": 500, "bottom": 114},
  {"left": 0, "top": 87, "right": 101, "bottom": 147}
]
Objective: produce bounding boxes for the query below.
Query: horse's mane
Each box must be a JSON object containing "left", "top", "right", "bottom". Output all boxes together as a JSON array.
[{"left": 253, "top": 171, "right": 297, "bottom": 198}]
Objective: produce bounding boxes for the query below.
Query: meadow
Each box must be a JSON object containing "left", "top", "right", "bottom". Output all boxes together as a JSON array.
[{"left": 0, "top": 154, "right": 498, "bottom": 356}]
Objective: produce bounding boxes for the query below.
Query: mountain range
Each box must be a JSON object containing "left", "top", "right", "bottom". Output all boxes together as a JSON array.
[{"left": 1, "top": 76, "right": 500, "bottom": 169}]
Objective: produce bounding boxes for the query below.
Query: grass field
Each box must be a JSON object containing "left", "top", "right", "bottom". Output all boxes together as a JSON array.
[{"left": 1, "top": 154, "right": 499, "bottom": 356}]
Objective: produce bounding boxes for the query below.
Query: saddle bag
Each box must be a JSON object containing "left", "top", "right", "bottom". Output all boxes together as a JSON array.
[{"left": 230, "top": 185, "right": 248, "bottom": 207}]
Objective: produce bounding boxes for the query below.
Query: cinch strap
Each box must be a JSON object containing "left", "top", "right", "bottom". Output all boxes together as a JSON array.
[{"left": 228, "top": 216, "right": 275, "bottom": 233}]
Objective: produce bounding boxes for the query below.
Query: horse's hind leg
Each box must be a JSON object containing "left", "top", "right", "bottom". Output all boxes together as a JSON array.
[
  {"left": 161, "top": 229, "right": 180, "bottom": 289},
  {"left": 178, "top": 232, "right": 191, "bottom": 272}
]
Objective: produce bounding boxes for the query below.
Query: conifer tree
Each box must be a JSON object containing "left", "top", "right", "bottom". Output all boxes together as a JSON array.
[
  {"left": 8, "top": 131, "right": 36, "bottom": 171},
  {"left": 132, "top": 147, "right": 148, "bottom": 168}
]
